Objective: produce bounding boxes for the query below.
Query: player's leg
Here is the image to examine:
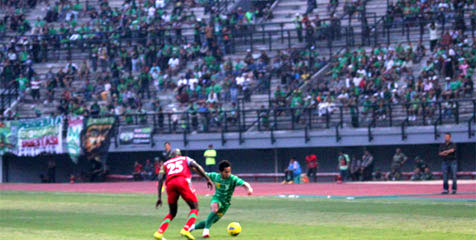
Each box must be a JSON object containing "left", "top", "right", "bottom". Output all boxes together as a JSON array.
[
  {"left": 194, "top": 201, "right": 219, "bottom": 230},
  {"left": 179, "top": 200, "right": 198, "bottom": 240},
  {"left": 204, "top": 203, "right": 229, "bottom": 237},
  {"left": 198, "top": 199, "right": 228, "bottom": 238},
  {"left": 205, "top": 200, "right": 221, "bottom": 227},
  {"left": 158, "top": 203, "right": 178, "bottom": 232},
  {"left": 184, "top": 199, "right": 199, "bottom": 230},
  {"left": 179, "top": 181, "right": 199, "bottom": 240},
  {"left": 154, "top": 183, "right": 180, "bottom": 239},
  {"left": 212, "top": 205, "right": 228, "bottom": 225}
]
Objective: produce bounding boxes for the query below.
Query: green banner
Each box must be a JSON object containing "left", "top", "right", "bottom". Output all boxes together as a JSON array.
[
  {"left": 0, "top": 121, "right": 18, "bottom": 156},
  {"left": 67, "top": 116, "right": 84, "bottom": 164},
  {"left": 17, "top": 116, "right": 64, "bottom": 156},
  {"left": 81, "top": 117, "right": 115, "bottom": 157},
  {"left": 119, "top": 126, "right": 152, "bottom": 144}
]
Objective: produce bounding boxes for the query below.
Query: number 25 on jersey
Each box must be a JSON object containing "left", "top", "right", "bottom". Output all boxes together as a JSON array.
[{"left": 166, "top": 161, "right": 184, "bottom": 175}]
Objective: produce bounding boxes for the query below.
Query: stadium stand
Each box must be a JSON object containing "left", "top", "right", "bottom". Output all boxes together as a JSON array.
[{"left": 0, "top": 0, "right": 474, "bottom": 135}]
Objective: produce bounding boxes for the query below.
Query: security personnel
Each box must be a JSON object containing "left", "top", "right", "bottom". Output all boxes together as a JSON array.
[
  {"left": 204, "top": 144, "right": 217, "bottom": 172},
  {"left": 438, "top": 133, "right": 457, "bottom": 194}
]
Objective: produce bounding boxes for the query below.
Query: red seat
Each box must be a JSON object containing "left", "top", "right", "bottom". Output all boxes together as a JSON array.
[{"left": 105, "top": 174, "right": 134, "bottom": 182}]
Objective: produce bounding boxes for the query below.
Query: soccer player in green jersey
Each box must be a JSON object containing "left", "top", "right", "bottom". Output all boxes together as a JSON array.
[{"left": 190, "top": 160, "right": 253, "bottom": 238}]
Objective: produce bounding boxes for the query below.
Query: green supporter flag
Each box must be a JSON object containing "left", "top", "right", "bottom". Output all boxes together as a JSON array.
[
  {"left": 81, "top": 117, "right": 115, "bottom": 155},
  {"left": 0, "top": 121, "right": 18, "bottom": 156},
  {"left": 67, "top": 116, "right": 84, "bottom": 164}
]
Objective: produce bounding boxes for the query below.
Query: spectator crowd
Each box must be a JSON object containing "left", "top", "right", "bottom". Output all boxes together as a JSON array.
[{"left": 0, "top": 0, "right": 474, "bottom": 136}]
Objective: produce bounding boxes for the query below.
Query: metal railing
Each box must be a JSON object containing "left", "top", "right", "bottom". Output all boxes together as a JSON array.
[
  {"left": 23, "top": 99, "right": 471, "bottom": 134},
  {"left": 0, "top": 13, "right": 383, "bottom": 59},
  {"left": 367, "top": 8, "right": 476, "bottom": 46},
  {"left": 2, "top": 99, "right": 474, "bottom": 147},
  {"left": 213, "top": 0, "right": 236, "bottom": 13},
  {"left": 0, "top": 81, "right": 19, "bottom": 116},
  {"left": 2, "top": 9, "right": 474, "bottom": 60}
]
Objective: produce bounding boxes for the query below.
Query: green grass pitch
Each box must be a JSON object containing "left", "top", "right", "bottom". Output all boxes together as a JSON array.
[{"left": 0, "top": 191, "right": 475, "bottom": 240}]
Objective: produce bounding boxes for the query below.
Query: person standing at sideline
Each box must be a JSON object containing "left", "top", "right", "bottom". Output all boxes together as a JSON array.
[
  {"left": 204, "top": 144, "right": 217, "bottom": 172},
  {"left": 361, "top": 150, "right": 374, "bottom": 181},
  {"left": 350, "top": 155, "right": 362, "bottom": 181},
  {"left": 337, "top": 151, "right": 350, "bottom": 181},
  {"left": 305, "top": 153, "right": 318, "bottom": 182},
  {"left": 162, "top": 142, "right": 173, "bottom": 162},
  {"left": 287, "top": 157, "right": 302, "bottom": 184},
  {"left": 438, "top": 132, "right": 457, "bottom": 194},
  {"left": 388, "top": 148, "right": 408, "bottom": 181}
]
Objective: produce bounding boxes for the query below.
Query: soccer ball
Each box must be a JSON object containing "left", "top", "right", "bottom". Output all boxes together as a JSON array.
[{"left": 227, "top": 222, "right": 241, "bottom": 236}]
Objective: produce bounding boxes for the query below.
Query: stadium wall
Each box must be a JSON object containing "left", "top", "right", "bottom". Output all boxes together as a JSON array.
[
  {"left": 3, "top": 143, "right": 475, "bottom": 183},
  {"left": 109, "top": 124, "right": 475, "bottom": 152}
]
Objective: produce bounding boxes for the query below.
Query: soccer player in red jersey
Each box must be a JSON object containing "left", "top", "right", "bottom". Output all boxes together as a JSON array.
[{"left": 154, "top": 149, "right": 213, "bottom": 240}]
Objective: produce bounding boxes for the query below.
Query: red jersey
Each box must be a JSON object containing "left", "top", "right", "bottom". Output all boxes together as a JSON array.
[
  {"left": 162, "top": 156, "right": 194, "bottom": 184},
  {"left": 134, "top": 163, "right": 143, "bottom": 173},
  {"left": 305, "top": 154, "right": 318, "bottom": 169}
]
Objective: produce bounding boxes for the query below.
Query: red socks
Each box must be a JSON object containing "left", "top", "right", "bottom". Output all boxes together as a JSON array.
[
  {"left": 158, "top": 214, "right": 173, "bottom": 233},
  {"left": 158, "top": 209, "right": 198, "bottom": 233},
  {"left": 183, "top": 209, "right": 199, "bottom": 231}
]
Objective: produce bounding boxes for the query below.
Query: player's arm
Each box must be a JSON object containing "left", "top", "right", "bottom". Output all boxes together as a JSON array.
[
  {"left": 155, "top": 168, "right": 166, "bottom": 208},
  {"left": 242, "top": 182, "right": 253, "bottom": 195},
  {"left": 233, "top": 175, "right": 252, "bottom": 195},
  {"left": 189, "top": 158, "right": 214, "bottom": 190}
]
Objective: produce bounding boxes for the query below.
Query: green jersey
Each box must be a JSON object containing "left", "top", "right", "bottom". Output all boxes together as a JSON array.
[
  {"left": 207, "top": 172, "right": 245, "bottom": 205},
  {"left": 17, "top": 77, "right": 28, "bottom": 91}
]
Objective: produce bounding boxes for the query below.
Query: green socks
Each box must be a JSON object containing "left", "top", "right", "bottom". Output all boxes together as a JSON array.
[
  {"left": 205, "top": 212, "right": 220, "bottom": 229},
  {"left": 195, "top": 212, "right": 220, "bottom": 230}
]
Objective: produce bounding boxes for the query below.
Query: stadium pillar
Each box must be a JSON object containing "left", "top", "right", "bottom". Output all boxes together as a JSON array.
[
  {"left": 273, "top": 149, "right": 278, "bottom": 182},
  {"left": 0, "top": 156, "right": 3, "bottom": 183}
]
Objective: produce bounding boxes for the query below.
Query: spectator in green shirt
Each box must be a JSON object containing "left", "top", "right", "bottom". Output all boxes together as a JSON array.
[{"left": 16, "top": 73, "right": 28, "bottom": 98}]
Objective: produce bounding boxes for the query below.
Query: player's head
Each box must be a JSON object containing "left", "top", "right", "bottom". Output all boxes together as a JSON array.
[
  {"left": 218, "top": 160, "right": 232, "bottom": 179},
  {"left": 172, "top": 148, "right": 181, "bottom": 157},
  {"left": 164, "top": 141, "right": 171, "bottom": 152}
]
